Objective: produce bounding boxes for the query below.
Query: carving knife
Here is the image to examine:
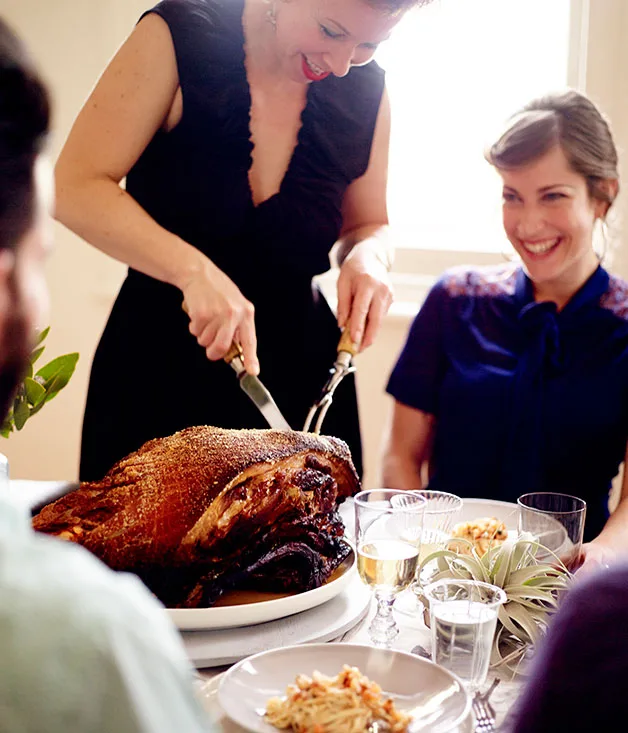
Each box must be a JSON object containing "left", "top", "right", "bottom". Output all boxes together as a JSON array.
[
  {"left": 182, "top": 301, "right": 291, "bottom": 430},
  {"left": 222, "top": 342, "right": 292, "bottom": 431}
]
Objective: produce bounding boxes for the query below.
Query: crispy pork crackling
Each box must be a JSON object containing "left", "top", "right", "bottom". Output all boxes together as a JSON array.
[{"left": 32, "top": 426, "right": 360, "bottom": 607}]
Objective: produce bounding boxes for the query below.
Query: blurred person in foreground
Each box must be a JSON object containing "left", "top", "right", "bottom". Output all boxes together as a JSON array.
[
  {"left": 0, "top": 17, "right": 212, "bottom": 733},
  {"left": 509, "top": 561, "right": 628, "bottom": 732}
]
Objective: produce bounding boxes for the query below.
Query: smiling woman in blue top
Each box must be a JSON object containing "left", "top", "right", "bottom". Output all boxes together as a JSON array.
[{"left": 383, "top": 90, "right": 628, "bottom": 574}]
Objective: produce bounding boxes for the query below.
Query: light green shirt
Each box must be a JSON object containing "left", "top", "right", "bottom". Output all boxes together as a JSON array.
[{"left": 0, "top": 494, "right": 214, "bottom": 732}]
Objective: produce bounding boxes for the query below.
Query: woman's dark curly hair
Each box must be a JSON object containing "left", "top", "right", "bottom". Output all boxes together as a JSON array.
[{"left": 0, "top": 17, "right": 50, "bottom": 252}]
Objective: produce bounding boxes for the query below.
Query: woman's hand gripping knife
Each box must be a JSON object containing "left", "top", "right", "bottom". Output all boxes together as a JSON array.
[{"left": 181, "top": 262, "right": 259, "bottom": 376}]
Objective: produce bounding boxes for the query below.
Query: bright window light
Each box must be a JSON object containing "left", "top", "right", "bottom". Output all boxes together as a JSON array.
[{"left": 378, "top": 0, "right": 571, "bottom": 252}]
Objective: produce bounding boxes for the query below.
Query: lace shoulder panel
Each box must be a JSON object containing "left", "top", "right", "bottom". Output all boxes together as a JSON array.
[
  {"left": 440, "top": 264, "right": 519, "bottom": 299},
  {"left": 600, "top": 275, "right": 628, "bottom": 320}
]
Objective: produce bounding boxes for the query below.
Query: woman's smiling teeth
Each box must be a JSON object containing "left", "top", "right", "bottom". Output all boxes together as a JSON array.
[
  {"left": 305, "top": 56, "right": 325, "bottom": 75},
  {"left": 522, "top": 238, "right": 561, "bottom": 255}
]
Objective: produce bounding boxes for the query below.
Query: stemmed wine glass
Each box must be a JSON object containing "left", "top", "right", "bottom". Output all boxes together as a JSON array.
[
  {"left": 394, "top": 490, "right": 463, "bottom": 617},
  {"left": 354, "top": 489, "right": 426, "bottom": 647}
]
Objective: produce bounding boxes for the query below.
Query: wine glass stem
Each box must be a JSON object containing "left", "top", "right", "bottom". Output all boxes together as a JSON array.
[{"left": 369, "top": 592, "right": 398, "bottom": 648}]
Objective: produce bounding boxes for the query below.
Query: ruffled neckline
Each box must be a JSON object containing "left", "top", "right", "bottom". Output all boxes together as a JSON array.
[{"left": 212, "top": 0, "right": 382, "bottom": 207}]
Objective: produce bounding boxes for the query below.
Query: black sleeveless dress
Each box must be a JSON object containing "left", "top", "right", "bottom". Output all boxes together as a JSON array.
[{"left": 79, "top": 0, "right": 385, "bottom": 481}]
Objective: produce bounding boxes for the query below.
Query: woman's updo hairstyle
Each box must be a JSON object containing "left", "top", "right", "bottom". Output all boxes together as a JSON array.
[{"left": 486, "top": 89, "right": 619, "bottom": 211}]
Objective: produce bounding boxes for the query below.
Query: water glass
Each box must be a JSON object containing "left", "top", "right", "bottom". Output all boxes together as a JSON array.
[
  {"left": 354, "top": 489, "right": 426, "bottom": 648},
  {"left": 424, "top": 579, "right": 506, "bottom": 691},
  {"left": 517, "top": 492, "right": 586, "bottom": 571}
]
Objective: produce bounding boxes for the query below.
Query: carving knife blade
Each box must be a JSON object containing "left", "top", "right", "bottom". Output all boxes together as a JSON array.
[
  {"left": 237, "top": 370, "right": 292, "bottom": 431},
  {"left": 224, "top": 343, "right": 291, "bottom": 431}
]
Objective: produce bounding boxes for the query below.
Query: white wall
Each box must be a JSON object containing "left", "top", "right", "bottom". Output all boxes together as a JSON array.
[
  {"left": 583, "top": 0, "right": 628, "bottom": 278},
  {"left": 1, "top": 0, "right": 142, "bottom": 480},
  {"left": 1, "top": 0, "right": 627, "bottom": 487}
]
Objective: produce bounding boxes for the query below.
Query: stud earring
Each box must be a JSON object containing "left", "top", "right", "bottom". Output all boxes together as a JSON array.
[
  {"left": 591, "top": 215, "right": 608, "bottom": 262},
  {"left": 597, "top": 218, "right": 609, "bottom": 262}
]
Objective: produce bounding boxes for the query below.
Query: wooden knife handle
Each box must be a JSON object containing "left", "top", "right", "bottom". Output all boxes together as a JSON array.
[
  {"left": 223, "top": 341, "right": 243, "bottom": 364},
  {"left": 182, "top": 300, "right": 243, "bottom": 365},
  {"left": 337, "top": 328, "right": 359, "bottom": 356}
]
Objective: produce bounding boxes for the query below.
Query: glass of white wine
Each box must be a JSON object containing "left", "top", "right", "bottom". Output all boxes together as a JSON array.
[{"left": 354, "top": 489, "right": 426, "bottom": 648}]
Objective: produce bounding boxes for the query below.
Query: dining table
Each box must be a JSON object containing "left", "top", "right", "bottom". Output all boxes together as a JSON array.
[
  {"left": 18, "top": 479, "right": 525, "bottom": 732},
  {"left": 194, "top": 595, "right": 524, "bottom": 732}
]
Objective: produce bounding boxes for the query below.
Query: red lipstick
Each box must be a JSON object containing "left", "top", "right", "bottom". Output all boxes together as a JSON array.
[{"left": 301, "top": 55, "right": 330, "bottom": 82}]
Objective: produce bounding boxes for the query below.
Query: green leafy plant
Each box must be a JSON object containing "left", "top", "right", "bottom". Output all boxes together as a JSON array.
[
  {"left": 418, "top": 534, "right": 573, "bottom": 676},
  {"left": 1, "top": 327, "right": 79, "bottom": 437}
]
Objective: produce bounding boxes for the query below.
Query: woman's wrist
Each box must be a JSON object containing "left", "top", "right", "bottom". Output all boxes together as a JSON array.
[
  {"left": 170, "top": 240, "right": 211, "bottom": 292},
  {"left": 335, "top": 225, "right": 393, "bottom": 271},
  {"left": 343, "top": 236, "right": 393, "bottom": 272}
]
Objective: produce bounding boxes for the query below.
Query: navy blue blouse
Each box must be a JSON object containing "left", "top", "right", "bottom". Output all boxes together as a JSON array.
[{"left": 387, "top": 265, "right": 628, "bottom": 540}]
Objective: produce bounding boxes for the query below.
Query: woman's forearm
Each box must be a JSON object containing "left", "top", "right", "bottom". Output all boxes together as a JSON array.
[
  {"left": 590, "top": 495, "right": 628, "bottom": 553},
  {"left": 381, "top": 452, "right": 424, "bottom": 491},
  {"left": 55, "top": 173, "right": 261, "bottom": 370},
  {"left": 55, "top": 175, "right": 207, "bottom": 291},
  {"left": 380, "top": 403, "right": 435, "bottom": 491}
]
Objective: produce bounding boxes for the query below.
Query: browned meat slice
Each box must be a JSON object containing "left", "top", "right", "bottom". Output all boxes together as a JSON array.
[{"left": 33, "top": 426, "right": 360, "bottom": 607}]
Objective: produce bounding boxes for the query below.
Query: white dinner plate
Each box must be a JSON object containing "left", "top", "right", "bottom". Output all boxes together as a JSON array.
[
  {"left": 198, "top": 671, "right": 475, "bottom": 732},
  {"left": 339, "top": 496, "right": 520, "bottom": 545},
  {"left": 180, "top": 574, "right": 371, "bottom": 668},
  {"left": 434, "top": 498, "right": 573, "bottom": 564},
  {"left": 217, "top": 643, "right": 471, "bottom": 733},
  {"left": 455, "top": 497, "right": 519, "bottom": 529},
  {"left": 168, "top": 545, "right": 356, "bottom": 631},
  {"left": 456, "top": 498, "right": 575, "bottom": 554}
]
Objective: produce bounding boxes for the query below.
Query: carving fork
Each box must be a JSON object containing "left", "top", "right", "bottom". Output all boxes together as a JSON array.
[{"left": 303, "top": 330, "right": 359, "bottom": 434}]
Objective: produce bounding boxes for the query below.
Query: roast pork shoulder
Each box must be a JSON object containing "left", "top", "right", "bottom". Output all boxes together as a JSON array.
[{"left": 32, "top": 426, "right": 360, "bottom": 607}]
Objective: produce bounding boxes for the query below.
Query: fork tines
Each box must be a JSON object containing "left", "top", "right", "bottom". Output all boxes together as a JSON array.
[{"left": 472, "top": 691, "right": 496, "bottom": 733}]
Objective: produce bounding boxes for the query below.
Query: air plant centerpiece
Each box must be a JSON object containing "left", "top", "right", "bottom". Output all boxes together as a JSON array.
[
  {"left": 1, "top": 327, "right": 79, "bottom": 437},
  {"left": 418, "top": 534, "right": 573, "bottom": 675}
]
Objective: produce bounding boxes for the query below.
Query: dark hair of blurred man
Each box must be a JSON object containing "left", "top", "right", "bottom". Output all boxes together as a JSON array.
[{"left": 0, "top": 17, "right": 51, "bottom": 419}]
